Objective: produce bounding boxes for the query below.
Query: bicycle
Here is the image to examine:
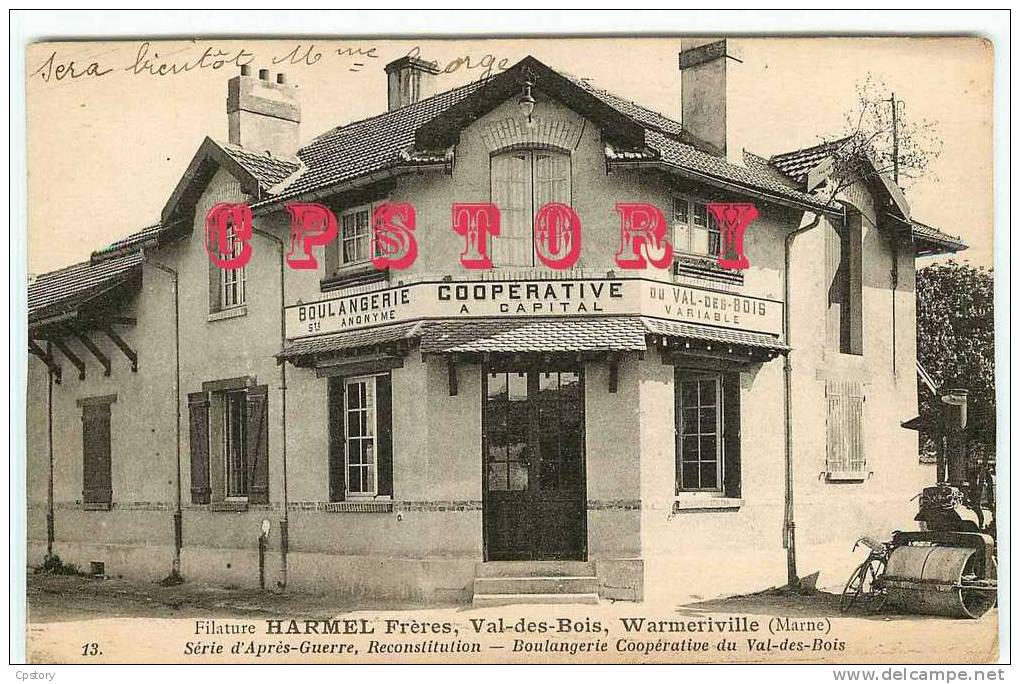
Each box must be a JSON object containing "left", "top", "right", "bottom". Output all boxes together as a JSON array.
[{"left": 840, "top": 536, "right": 890, "bottom": 614}]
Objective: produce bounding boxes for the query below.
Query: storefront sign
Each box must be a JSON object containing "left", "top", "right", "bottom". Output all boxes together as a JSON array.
[{"left": 285, "top": 278, "right": 783, "bottom": 341}]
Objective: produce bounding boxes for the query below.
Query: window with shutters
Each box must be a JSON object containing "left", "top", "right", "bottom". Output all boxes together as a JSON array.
[
  {"left": 674, "top": 371, "right": 741, "bottom": 498},
  {"left": 78, "top": 395, "right": 115, "bottom": 509},
  {"left": 825, "top": 379, "right": 866, "bottom": 481},
  {"left": 490, "top": 149, "right": 571, "bottom": 268},
  {"left": 188, "top": 382, "right": 269, "bottom": 507},
  {"left": 328, "top": 372, "right": 393, "bottom": 501},
  {"left": 826, "top": 211, "right": 863, "bottom": 355},
  {"left": 223, "top": 390, "right": 248, "bottom": 499}
]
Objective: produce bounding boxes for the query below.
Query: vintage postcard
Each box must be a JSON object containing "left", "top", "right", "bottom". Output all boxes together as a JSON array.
[{"left": 19, "top": 29, "right": 1001, "bottom": 666}]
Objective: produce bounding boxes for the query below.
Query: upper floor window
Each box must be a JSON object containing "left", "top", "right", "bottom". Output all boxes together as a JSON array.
[
  {"left": 219, "top": 222, "right": 246, "bottom": 309},
  {"left": 672, "top": 196, "right": 721, "bottom": 258},
  {"left": 340, "top": 205, "right": 373, "bottom": 267},
  {"left": 490, "top": 149, "right": 571, "bottom": 267}
]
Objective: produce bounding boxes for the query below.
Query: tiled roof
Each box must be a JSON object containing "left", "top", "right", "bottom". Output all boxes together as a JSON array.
[
  {"left": 769, "top": 137, "right": 853, "bottom": 183},
  {"left": 277, "top": 321, "right": 423, "bottom": 360},
  {"left": 259, "top": 58, "right": 834, "bottom": 212},
  {"left": 419, "top": 317, "right": 649, "bottom": 354},
  {"left": 571, "top": 78, "right": 686, "bottom": 139},
  {"left": 91, "top": 223, "right": 164, "bottom": 261},
  {"left": 643, "top": 318, "right": 790, "bottom": 352},
  {"left": 217, "top": 141, "right": 302, "bottom": 190},
  {"left": 911, "top": 219, "right": 968, "bottom": 254},
  {"left": 270, "top": 79, "right": 489, "bottom": 202},
  {"left": 646, "top": 130, "right": 831, "bottom": 210},
  {"left": 29, "top": 251, "right": 144, "bottom": 324}
]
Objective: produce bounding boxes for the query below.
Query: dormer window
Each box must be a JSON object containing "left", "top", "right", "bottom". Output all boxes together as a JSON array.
[
  {"left": 672, "top": 196, "right": 720, "bottom": 258},
  {"left": 490, "top": 149, "right": 571, "bottom": 268}
]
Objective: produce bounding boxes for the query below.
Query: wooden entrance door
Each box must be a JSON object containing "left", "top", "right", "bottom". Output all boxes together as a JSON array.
[{"left": 483, "top": 366, "right": 586, "bottom": 561}]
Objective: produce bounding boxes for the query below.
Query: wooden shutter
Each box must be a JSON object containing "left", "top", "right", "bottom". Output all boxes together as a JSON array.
[
  {"left": 82, "top": 403, "right": 112, "bottom": 505},
  {"left": 188, "top": 392, "right": 211, "bottom": 504},
  {"left": 722, "top": 373, "right": 742, "bottom": 499},
  {"left": 491, "top": 152, "right": 532, "bottom": 267},
  {"left": 826, "top": 380, "right": 866, "bottom": 478},
  {"left": 324, "top": 229, "right": 339, "bottom": 278},
  {"left": 327, "top": 377, "right": 346, "bottom": 501},
  {"left": 246, "top": 385, "right": 270, "bottom": 504},
  {"left": 375, "top": 373, "right": 394, "bottom": 497}
]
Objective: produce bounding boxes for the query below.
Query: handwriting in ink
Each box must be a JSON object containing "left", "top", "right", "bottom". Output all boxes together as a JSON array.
[
  {"left": 31, "top": 51, "right": 113, "bottom": 82},
  {"left": 124, "top": 42, "right": 255, "bottom": 76}
]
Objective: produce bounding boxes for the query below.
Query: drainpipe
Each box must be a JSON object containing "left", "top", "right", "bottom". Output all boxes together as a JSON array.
[
  {"left": 144, "top": 255, "right": 183, "bottom": 581},
  {"left": 253, "top": 226, "right": 289, "bottom": 589},
  {"left": 782, "top": 210, "right": 824, "bottom": 589},
  {"left": 46, "top": 341, "right": 55, "bottom": 559}
]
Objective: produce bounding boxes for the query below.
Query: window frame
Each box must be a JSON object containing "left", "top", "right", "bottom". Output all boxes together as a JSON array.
[
  {"left": 222, "top": 389, "right": 249, "bottom": 501},
  {"left": 218, "top": 221, "right": 247, "bottom": 309},
  {"left": 671, "top": 195, "right": 722, "bottom": 259},
  {"left": 338, "top": 203, "right": 375, "bottom": 269},
  {"left": 675, "top": 372, "right": 726, "bottom": 495},
  {"left": 343, "top": 373, "right": 383, "bottom": 499},
  {"left": 489, "top": 147, "right": 573, "bottom": 269}
]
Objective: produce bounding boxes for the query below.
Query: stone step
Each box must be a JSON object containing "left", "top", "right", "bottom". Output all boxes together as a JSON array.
[
  {"left": 474, "top": 575, "right": 599, "bottom": 595},
  {"left": 475, "top": 560, "right": 595, "bottom": 578},
  {"left": 472, "top": 592, "right": 600, "bottom": 608}
]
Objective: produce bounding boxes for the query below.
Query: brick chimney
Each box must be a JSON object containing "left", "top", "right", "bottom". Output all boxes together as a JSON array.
[
  {"left": 679, "top": 38, "right": 737, "bottom": 158},
  {"left": 384, "top": 56, "right": 440, "bottom": 111},
  {"left": 227, "top": 65, "right": 300, "bottom": 156}
]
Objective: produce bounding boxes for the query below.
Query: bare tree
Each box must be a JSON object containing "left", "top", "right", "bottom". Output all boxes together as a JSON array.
[{"left": 815, "top": 74, "right": 944, "bottom": 202}]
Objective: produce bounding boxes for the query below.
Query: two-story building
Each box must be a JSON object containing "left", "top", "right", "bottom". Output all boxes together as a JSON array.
[{"left": 26, "top": 40, "right": 966, "bottom": 604}]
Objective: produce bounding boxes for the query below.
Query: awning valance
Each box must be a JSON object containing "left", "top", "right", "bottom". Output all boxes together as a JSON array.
[
  {"left": 277, "top": 321, "right": 422, "bottom": 365},
  {"left": 644, "top": 318, "right": 790, "bottom": 354},
  {"left": 419, "top": 317, "right": 649, "bottom": 355},
  {"left": 278, "top": 316, "right": 790, "bottom": 367}
]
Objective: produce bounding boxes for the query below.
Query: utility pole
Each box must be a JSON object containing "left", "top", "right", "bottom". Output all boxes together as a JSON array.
[{"left": 890, "top": 93, "right": 899, "bottom": 184}]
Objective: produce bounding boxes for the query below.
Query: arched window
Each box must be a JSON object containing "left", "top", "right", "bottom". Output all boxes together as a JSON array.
[{"left": 490, "top": 149, "right": 571, "bottom": 267}]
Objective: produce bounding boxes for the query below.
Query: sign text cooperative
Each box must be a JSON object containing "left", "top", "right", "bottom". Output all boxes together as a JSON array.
[{"left": 286, "top": 278, "right": 783, "bottom": 340}]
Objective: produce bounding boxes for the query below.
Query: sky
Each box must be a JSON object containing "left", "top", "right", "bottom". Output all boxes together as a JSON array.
[{"left": 25, "top": 36, "right": 993, "bottom": 274}]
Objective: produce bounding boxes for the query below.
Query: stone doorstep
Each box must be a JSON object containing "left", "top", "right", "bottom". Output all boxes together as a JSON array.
[{"left": 472, "top": 560, "right": 600, "bottom": 607}]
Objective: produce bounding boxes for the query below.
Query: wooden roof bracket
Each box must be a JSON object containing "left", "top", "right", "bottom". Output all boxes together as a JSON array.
[
  {"left": 102, "top": 324, "right": 138, "bottom": 372},
  {"left": 28, "top": 339, "right": 62, "bottom": 384},
  {"left": 76, "top": 332, "right": 112, "bottom": 376},
  {"left": 447, "top": 355, "right": 459, "bottom": 397},
  {"left": 52, "top": 338, "right": 86, "bottom": 380},
  {"left": 608, "top": 353, "right": 620, "bottom": 394}
]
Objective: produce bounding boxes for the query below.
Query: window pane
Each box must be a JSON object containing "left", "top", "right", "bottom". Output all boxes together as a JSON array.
[
  {"left": 508, "top": 463, "right": 528, "bottom": 491},
  {"left": 682, "top": 462, "right": 699, "bottom": 490},
  {"left": 682, "top": 408, "right": 700, "bottom": 435},
  {"left": 700, "top": 435, "right": 717, "bottom": 460},
  {"left": 487, "top": 372, "right": 507, "bottom": 399},
  {"left": 681, "top": 381, "right": 699, "bottom": 407},
  {"left": 348, "top": 466, "right": 362, "bottom": 494},
  {"left": 690, "top": 227, "right": 709, "bottom": 255},
  {"left": 508, "top": 372, "right": 528, "bottom": 401},
  {"left": 693, "top": 203, "right": 708, "bottom": 227},
  {"left": 488, "top": 462, "right": 508, "bottom": 491},
  {"left": 700, "top": 407, "right": 717, "bottom": 434},
  {"left": 673, "top": 197, "right": 689, "bottom": 223},
  {"left": 700, "top": 462, "right": 719, "bottom": 490},
  {"left": 700, "top": 378, "right": 716, "bottom": 406}
]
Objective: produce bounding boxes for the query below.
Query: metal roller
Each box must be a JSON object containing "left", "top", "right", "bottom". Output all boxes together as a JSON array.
[{"left": 883, "top": 545, "right": 997, "bottom": 619}]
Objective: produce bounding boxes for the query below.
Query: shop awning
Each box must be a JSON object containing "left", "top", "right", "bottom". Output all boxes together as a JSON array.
[
  {"left": 419, "top": 317, "right": 649, "bottom": 354},
  {"left": 277, "top": 321, "right": 423, "bottom": 365},
  {"left": 644, "top": 318, "right": 789, "bottom": 363}
]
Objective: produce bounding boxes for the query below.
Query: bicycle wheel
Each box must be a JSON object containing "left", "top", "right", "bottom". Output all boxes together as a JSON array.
[
  {"left": 840, "top": 560, "right": 869, "bottom": 613},
  {"left": 860, "top": 557, "right": 887, "bottom": 614}
]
